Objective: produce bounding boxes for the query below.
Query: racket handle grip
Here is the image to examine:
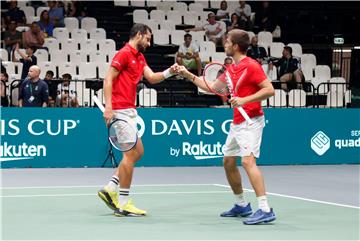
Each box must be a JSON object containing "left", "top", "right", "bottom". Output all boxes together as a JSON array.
[{"left": 237, "top": 106, "right": 253, "bottom": 124}]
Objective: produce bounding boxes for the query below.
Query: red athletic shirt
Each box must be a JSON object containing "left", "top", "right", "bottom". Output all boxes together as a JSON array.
[
  {"left": 227, "top": 57, "right": 267, "bottom": 124},
  {"left": 111, "top": 43, "right": 148, "bottom": 109}
]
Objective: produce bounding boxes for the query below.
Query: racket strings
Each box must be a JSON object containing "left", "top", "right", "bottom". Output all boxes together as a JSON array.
[{"left": 109, "top": 120, "right": 137, "bottom": 151}]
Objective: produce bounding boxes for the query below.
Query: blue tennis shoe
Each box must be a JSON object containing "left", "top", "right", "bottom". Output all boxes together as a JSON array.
[
  {"left": 220, "top": 203, "right": 253, "bottom": 217},
  {"left": 243, "top": 208, "right": 276, "bottom": 225}
]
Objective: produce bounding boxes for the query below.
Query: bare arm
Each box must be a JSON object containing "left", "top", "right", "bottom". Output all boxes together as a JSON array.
[
  {"left": 143, "top": 64, "right": 178, "bottom": 84},
  {"left": 229, "top": 79, "right": 275, "bottom": 107},
  {"left": 103, "top": 66, "right": 119, "bottom": 126}
]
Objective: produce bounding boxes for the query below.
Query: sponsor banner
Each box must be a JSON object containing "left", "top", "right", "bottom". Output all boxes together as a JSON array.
[{"left": 1, "top": 108, "right": 359, "bottom": 168}]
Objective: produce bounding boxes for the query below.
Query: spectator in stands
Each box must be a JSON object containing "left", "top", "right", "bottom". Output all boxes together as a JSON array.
[
  {"left": 18, "top": 65, "right": 49, "bottom": 107},
  {"left": 247, "top": 35, "right": 267, "bottom": 64},
  {"left": 12, "top": 43, "right": 37, "bottom": 81},
  {"left": 48, "top": 1, "right": 65, "bottom": 27},
  {"left": 227, "top": 13, "right": 240, "bottom": 32},
  {"left": 23, "top": 22, "right": 45, "bottom": 48},
  {"left": 176, "top": 34, "right": 202, "bottom": 76},
  {"left": 1, "top": 72, "right": 10, "bottom": 107},
  {"left": 67, "top": 1, "right": 88, "bottom": 20},
  {"left": 44, "top": 70, "right": 57, "bottom": 106},
  {"left": 216, "top": 1, "right": 230, "bottom": 21},
  {"left": 37, "top": 10, "right": 55, "bottom": 38},
  {"left": 3, "top": 21, "right": 22, "bottom": 56},
  {"left": 254, "top": 1, "right": 276, "bottom": 33},
  {"left": 186, "top": 12, "right": 226, "bottom": 47},
  {"left": 5, "top": 0, "right": 26, "bottom": 26},
  {"left": 56, "top": 73, "right": 78, "bottom": 107},
  {"left": 235, "top": 1, "right": 252, "bottom": 30},
  {"left": 269, "top": 46, "right": 304, "bottom": 90}
]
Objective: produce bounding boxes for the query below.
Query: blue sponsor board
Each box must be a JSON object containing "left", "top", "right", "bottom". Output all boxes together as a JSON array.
[{"left": 1, "top": 108, "right": 359, "bottom": 168}]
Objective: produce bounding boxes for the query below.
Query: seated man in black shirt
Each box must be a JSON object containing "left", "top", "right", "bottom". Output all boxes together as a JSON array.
[
  {"left": 247, "top": 35, "right": 267, "bottom": 64},
  {"left": 269, "top": 46, "right": 304, "bottom": 90}
]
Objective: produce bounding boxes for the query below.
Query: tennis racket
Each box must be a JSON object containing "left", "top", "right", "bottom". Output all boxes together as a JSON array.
[
  {"left": 93, "top": 96, "right": 138, "bottom": 152},
  {"left": 203, "top": 62, "right": 253, "bottom": 124}
]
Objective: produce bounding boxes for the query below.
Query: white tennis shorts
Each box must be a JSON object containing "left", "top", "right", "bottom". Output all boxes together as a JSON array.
[
  {"left": 222, "top": 115, "right": 265, "bottom": 158},
  {"left": 113, "top": 108, "right": 139, "bottom": 136}
]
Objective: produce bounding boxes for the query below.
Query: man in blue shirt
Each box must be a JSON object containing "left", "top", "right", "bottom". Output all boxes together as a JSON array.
[{"left": 19, "top": 65, "right": 49, "bottom": 107}]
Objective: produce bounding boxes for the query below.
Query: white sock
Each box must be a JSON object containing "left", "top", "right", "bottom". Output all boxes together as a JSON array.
[
  {"left": 234, "top": 193, "right": 247, "bottom": 207},
  {"left": 257, "top": 195, "right": 270, "bottom": 212},
  {"left": 106, "top": 175, "right": 119, "bottom": 192},
  {"left": 119, "top": 188, "right": 130, "bottom": 206}
]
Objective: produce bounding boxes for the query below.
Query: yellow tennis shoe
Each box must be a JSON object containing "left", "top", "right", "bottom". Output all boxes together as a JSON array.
[
  {"left": 114, "top": 199, "right": 147, "bottom": 217},
  {"left": 98, "top": 186, "right": 120, "bottom": 211}
]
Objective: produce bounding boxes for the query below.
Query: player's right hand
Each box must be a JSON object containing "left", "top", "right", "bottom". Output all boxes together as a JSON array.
[{"left": 104, "top": 108, "right": 114, "bottom": 126}]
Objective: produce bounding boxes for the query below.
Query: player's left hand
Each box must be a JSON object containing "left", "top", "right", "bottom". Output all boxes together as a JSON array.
[{"left": 229, "top": 97, "right": 246, "bottom": 107}]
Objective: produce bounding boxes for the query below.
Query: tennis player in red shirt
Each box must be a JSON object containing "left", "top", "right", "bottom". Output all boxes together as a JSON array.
[
  {"left": 98, "top": 24, "right": 178, "bottom": 217},
  {"left": 178, "top": 29, "right": 276, "bottom": 224}
]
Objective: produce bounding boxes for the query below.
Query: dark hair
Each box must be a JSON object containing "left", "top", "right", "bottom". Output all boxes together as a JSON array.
[
  {"left": 1, "top": 72, "right": 9, "bottom": 79},
  {"left": 228, "top": 29, "right": 250, "bottom": 53},
  {"left": 184, "top": 33, "right": 192, "bottom": 39},
  {"left": 129, "top": 23, "right": 152, "bottom": 39},
  {"left": 46, "top": 70, "right": 54, "bottom": 77},
  {"left": 284, "top": 46, "right": 293, "bottom": 55},
  {"left": 62, "top": 73, "right": 72, "bottom": 80}
]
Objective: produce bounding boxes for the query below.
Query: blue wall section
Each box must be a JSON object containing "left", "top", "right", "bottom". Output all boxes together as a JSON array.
[{"left": 1, "top": 108, "right": 359, "bottom": 168}]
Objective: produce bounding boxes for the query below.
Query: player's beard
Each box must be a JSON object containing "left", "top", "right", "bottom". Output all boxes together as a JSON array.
[{"left": 137, "top": 42, "right": 147, "bottom": 53}]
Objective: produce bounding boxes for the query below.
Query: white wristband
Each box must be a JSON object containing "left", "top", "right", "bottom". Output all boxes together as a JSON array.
[{"left": 163, "top": 68, "right": 173, "bottom": 79}]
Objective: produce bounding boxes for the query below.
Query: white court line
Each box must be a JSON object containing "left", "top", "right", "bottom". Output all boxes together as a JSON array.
[
  {"left": 213, "top": 184, "right": 360, "bottom": 210},
  {"left": 0, "top": 183, "right": 216, "bottom": 190},
  {"left": 1, "top": 190, "right": 231, "bottom": 198}
]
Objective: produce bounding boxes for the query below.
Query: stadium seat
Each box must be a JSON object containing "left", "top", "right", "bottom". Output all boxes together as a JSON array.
[
  {"left": 0, "top": 48, "right": 8, "bottom": 61},
  {"left": 329, "top": 77, "right": 346, "bottom": 93},
  {"left": 269, "top": 89, "right": 287, "bottom": 107},
  {"left": 98, "top": 39, "right": 116, "bottom": 52},
  {"left": 199, "top": 41, "right": 216, "bottom": 53},
  {"left": 89, "top": 51, "right": 108, "bottom": 63},
  {"left": 11, "top": 62, "right": 23, "bottom": 80},
  {"left": 1, "top": 61, "right": 15, "bottom": 76},
  {"left": 246, "top": 31, "right": 255, "bottom": 41},
  {"left": 270, "top": 42, "right": 284, "bottom": 58},
  {"left": 60, "top": 39, "right": 79, "bottom": 52},
  {"left": 287, "top": 43, "right": 303, "bottom": 58},
  {"left": 79, "top": 39, "right": 98, "bottom": 52},
  {"left": 114, "top": 0, "right": 129, "bottom": 6},
  {"left": 36, "top": 6, "right": 49, "bottom": 16},
  {"left": 89, "top": 28, "right": 106, "bottom": 40},
  {"left": 258, "top": 31, "right": 273, "bottom": 49},
  {"left": 53, "top": 28, "right": 70, "bottom": 40},
  {"left": 313, "top": 65, "right": 331, "bottom": 91},
  {"left": 98, "top": 63, "right": 110, "bottom": 79},
  {"left": 130, "top": 0, "right": 145, "bottom": 7},
  {"left": 190, "top": 31, "right": 206, "bottom": 44},
  {"left": 34, "top": 49, "right": 49, "bottom": 62},
  {"left": 326, "top": 91, "right": 344, "bottom": 108},
  {"left": 262, "top": 64, "right": 277, "bottom": 81},
  {"left": 69, "top": 51, "right": 88, "bottom": 64},
  {"left": 166, "top": 11, "right": 182, "bottom": 25},
  {"left": 150, "top": 10, "right": 166, "bottom": 22},
  {"left": 156, "top": 2, "right": 173, "bottom": 12},
  {"left": 301, "top": 54, "right": 317, "bottom": 81},
  {"left": 171, "top": 30, "right": 186, "bottom": 46},
  {"left": 160, "top": 20, "right": 176, "bottom": 31},
  {"left": 71, "top": 29, "right": 88, "bottom": 41},
  {"left": 64, "top": 17, "right": 79, "bottom": 31},
  {"left": 139, "top": 88, "right": 157, "bottom": 107},
  {"left": 133, "top": 9, "right": 149, "bottom": 23},
  {"left": 81, "top": 17, "right": 97, "bottom": 31},
  {"left": 78, "top": 62, "right": 97, "bottom": 79},
  {"left": 189, "top": 3, "right": 203, "bottom": 12},
  {"left": 200, "top": 11, "right": 212, "bottom": 22},
  {"left": 58, "top": 62, "right": 77, "bottom": 77},
  {"left": 146, "top": 1, "right": 158, "bottom": 7},
  {"left": 143, "top": 20, "right": 159, "bottom": 31},
  {"left": 211, "top": 52, "right": 227, "bottom": 63},
  {"left": 194, "top": 0, "right": 209, "bottom": 9},
  {"left": 39, "top": 62, "right": 56, "bottom": 78},
  {"left": 16, "top": 26, "right": 30, "bottom": 32},
  {"left": 20, "top": 6, "right": 35, "bottom": 23},
  {"left": 173, "top": 2, "right": 188, "bottom": 12},
  {"left": 183, "top": 11, "right": 198, "bottom": 26},
  {"left": 50, "top": 50, "right": 69, "bottom": 64},
  {"left": 209, "top": 0, "right": 221, "bottom": 9},
  {"left": 288, "top": 89, "right": 307, "bottom": 107},
  {"left": 153, "top": 30, "right": 171, "bottom": 46},
  {"left": 199, "top": 52, "right": 211, "bottom": 63}
]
